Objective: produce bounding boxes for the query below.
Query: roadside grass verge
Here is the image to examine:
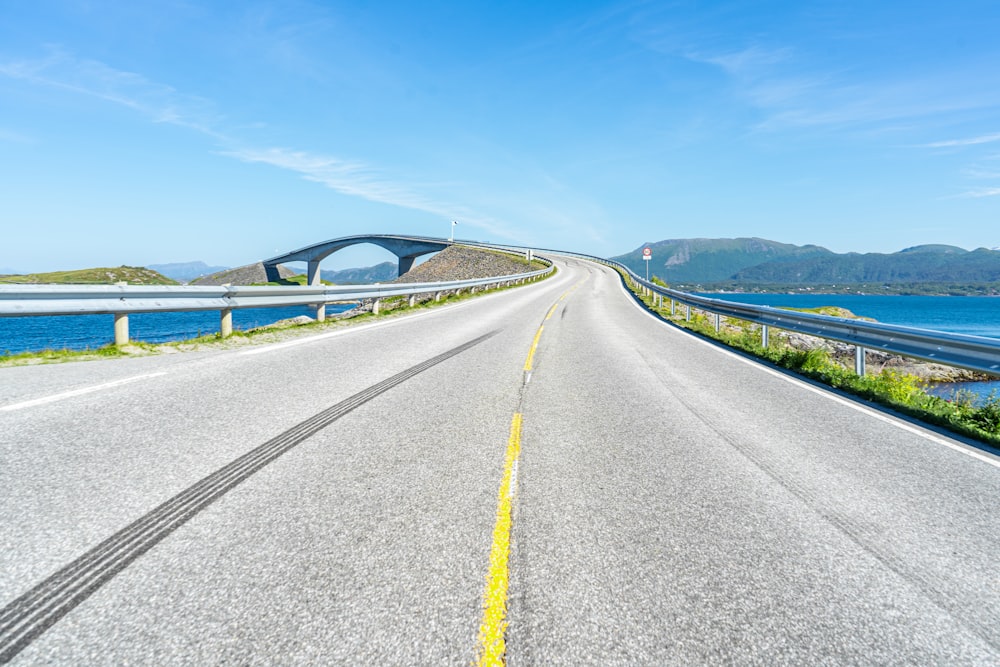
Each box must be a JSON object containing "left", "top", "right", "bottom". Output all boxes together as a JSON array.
[
  {"left": 620, "top": 270, "right": 1000, "bottom": 448},
  {"left": 0, "top": 267, "right": 555, "bottom": 367}
]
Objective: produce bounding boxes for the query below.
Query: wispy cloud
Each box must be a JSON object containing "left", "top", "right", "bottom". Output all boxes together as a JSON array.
[
  {"left": 686, "top": 45, "right": 792, "bottom": 76},
  {"left": 0, "top": 48, "right": 521, "bottom": 240},
  {"left": 224, "top": 147, "right": 448, "bottom": 214},
  {"left": 957, "top": 187, "right": 1000, "bottom": 198},
  {"left": 961, "top": 167, "right": 1000, "bottom": 179},
  {"left": 0, "top": 47, "right": 225, "bottom": 138},
  {"left": 922, "top": 132, "right": 1000, "bottom": 148},
  {"left": 0, "top": 128, "right": 32, "bottom": 143}
]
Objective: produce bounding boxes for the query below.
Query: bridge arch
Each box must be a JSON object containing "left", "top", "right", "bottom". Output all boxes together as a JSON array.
[{"left": 262, "top": 235, "right": 452, "bottom": 285}]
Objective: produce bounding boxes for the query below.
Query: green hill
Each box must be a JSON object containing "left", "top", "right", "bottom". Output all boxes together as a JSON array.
[
  {"left": 612, "top": 238, "right": 1000, "bottom": 288},
  {"left": 615, "top": 238, "right": 833, "bottom": 282},
  {"left": 0, "top": 266, "right": 178, "bottom": 285},
  {"left": 734, "top": 247, "right": 1000, "bottom": 283}
]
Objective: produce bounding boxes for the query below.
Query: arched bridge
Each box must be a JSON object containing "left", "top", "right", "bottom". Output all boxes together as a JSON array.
[{"left": 262, "top": 234, "right": 453, "bottom": 284}]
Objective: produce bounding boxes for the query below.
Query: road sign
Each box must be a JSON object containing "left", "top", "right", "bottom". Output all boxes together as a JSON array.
[{"left": 642, "top": 247, "right": 652, "bottom": 260}]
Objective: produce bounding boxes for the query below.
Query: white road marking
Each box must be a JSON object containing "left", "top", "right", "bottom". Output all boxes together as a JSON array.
[
  {"left": 239, "top": 287, "right": 533, "bottom": 356},
  {"left": 1, "top": 372, "right": 168, "bottom": 412},
  {"left": 616, "top": 276, "right": 1000, "bottom": 470}
]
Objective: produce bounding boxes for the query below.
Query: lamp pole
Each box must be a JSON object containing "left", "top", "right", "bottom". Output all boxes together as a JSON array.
[{"left": 450, "top": 220, "right": 458, "bottom": 242}]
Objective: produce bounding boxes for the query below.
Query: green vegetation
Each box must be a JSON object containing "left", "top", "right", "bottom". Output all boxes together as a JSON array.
[
  {"left": 259, "top": 274, "right": 333, "bottom": 286},
  {"left": 620, "top": 270, "right": 1000, "bottom": 447},
  {"left": 614, "top": 237, "right": 1000, "bottom": 293},
  {"left": 0, "top": 266, "right": 177, "bottom": 285}
]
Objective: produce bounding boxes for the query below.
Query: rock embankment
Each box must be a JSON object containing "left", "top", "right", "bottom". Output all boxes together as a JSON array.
[
  {"left": 699, "top": 305, "right": 991, "bottom": 382},
  {"left": 393, "top": 245, "right": 538, "bottom": 283},
  {"left": 191, "top": 263, "right": 297, "bottom": 286},
  {"left": 780, "top": 331, "right": 989, "bottom": 382}
]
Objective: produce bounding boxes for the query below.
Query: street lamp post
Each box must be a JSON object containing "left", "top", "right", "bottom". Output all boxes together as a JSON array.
[{"left": 450, "top": 220, "right": 458, "bottom": 242}]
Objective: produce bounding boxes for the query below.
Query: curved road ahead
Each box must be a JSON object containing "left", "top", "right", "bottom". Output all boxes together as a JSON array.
[{"left": 2, "top": 257, "right": 999, "bottom": 665}]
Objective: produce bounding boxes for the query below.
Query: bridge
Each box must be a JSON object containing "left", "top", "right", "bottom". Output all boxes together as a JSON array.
[
  {"left": 2, "top": 249, "right": 1000, "bottom": 664},
  {"left": 262, "top": 234, "right": 455, "bottom": 283}
]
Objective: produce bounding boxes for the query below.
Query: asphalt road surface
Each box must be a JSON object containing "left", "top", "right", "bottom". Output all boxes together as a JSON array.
[{"left": 2, "top": 257, "right": 999, "bottom": 665}]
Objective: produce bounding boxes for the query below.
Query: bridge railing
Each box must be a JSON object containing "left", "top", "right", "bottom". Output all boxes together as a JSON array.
[
  {"left": 0, "top": 261, "right": 553, "bottom": 347},
  {"left": 518, "top": 247, "right": 1000, "bottom": 378}
]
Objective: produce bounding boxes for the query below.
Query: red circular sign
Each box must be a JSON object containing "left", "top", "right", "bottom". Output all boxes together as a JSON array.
[{"left": 642, "top": 247, "right": 652, "bottom": 257}]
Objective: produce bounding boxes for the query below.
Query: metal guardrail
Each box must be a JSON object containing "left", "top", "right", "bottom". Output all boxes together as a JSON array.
[
  {"left": 541, "top": 249, "right": 1000, "bottom": 377},
  {"left": 0, "top": 254, "right": 552, "bottom": 346},
  {"left": 5, "top": 237, "right": 999, "bottom": 379}
]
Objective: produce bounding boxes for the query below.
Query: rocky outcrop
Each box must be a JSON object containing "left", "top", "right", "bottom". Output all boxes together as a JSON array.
[
  {"left": 779, "top": 331, "right": 990, "bottom": 381},
  {"left": 191, "top": 263, "right": 297, "bottom": 286},
  {"left": 393, "top": 245, "right": 538, "bottom": 283}
]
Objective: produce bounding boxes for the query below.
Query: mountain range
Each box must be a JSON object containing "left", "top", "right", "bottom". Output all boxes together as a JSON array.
[
  {"left": 320, "top": 261, "right": 398, "bottom": 284},
  {"left": 613, "top": 238, "right": 1000, "bottom": 287},
  {"left": 149, "top": 261, "right": 229, "bottom": 283}
]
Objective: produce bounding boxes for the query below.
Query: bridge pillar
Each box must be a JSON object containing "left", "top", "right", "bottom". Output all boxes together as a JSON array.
[
  {"left": 220, "top": 309, "right": 233, "bottom": 337},
  {"left": 307, "top": 260, "right": 322, "bottom": 286},
  {"left": 264, "top": 263, "right": 282, "bottom": 283},
  {"left": 398, "top": 256, "right": 416, "bottom": 276},
  {"left": 114, "top": 313, "right": 129, "bottom": 346}
]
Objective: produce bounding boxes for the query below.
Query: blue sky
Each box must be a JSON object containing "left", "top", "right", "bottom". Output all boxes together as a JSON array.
[{"left": 2, "top": 1, "right": 999, "bottom": 272}]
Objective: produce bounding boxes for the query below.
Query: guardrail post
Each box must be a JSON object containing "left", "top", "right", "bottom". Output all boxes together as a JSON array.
[
  {"left": 114, "top": 313, "right": 129, "bottom": 346},
  {"left": 714, "top": 313, "right": 721, "bottom": 332},
  {"left": 855, "top": 346, "right": 866, "bottom": 376},
  {"left": 372, "top": 299, "right": 381, "bottom": 315},
  {"left": 314, "top": 304, "right": 326, "bottom": 322},
  {"left": 686, "top": 305, "right": 691, "bottom": 322},
  {"left": 658, "top": 294, "right": 663, "bottom": 308},
  {"left": 408, "top": 294, "right": 416, "bottom": 307},
  {"left": 761, "top": 324, "right": 769, "bottom": 348},
  {"left": 435, "top": 291, "right": 443, "bottom": 302},
  {"left": 220, "top": 309, "right": 233, "bottom": 337}
]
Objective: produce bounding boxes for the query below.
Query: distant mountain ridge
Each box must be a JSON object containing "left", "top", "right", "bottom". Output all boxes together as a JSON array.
[
  {"left": 613, "top": 238, "right": 1000, "bottom": 285},
  {"left": 149, "top": 261, "right": 229, "bottom": 283},
  {"left": 321, "top": 261, "right": 398, "bottom": 284}
]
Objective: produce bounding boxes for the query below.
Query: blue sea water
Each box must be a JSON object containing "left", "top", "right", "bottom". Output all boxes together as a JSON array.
[
  {"left": 699, "top": 293, "right": 1000, "bottom": 403},
  {"left": 0, "top": 304, "right": 356, "bottom": 356},
  {"left": 696, "top": 293, "right": 1000, "bottom": 340}
]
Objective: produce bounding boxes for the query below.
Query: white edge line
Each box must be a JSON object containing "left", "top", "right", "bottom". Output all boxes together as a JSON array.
[
  {"left": 614, "top": 273, "right": 1000, "bottom": 470},
  {"left": 1, "top": 372, "right": 168, "bottom": 412},
  {"left": 238, "top": 270, "right": 568, "bottom": 356}
]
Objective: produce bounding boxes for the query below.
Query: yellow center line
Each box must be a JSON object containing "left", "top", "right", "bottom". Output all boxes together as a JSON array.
[
  {"left": 476, "top": 413, "right": 523, "bottom": 666},
  {"left": 477, "top": 289, "right": 573, "bottom": 665},
  {"left": 523, "top": 325, "right": 544, "bottom": 372}
]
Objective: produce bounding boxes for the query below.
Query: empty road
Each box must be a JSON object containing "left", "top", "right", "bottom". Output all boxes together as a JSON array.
[{"left": 2, "top": 257, "right": 999, "bottom": 665}]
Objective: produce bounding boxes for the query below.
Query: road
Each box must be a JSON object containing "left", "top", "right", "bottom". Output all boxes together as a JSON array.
[{"left": 1, "top": 257, "right": 999, "bottom": 665}]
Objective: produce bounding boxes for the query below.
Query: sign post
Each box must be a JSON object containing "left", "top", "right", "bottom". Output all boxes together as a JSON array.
[{"left": 642, "top": 247, "right": 652, "bottom": 282}]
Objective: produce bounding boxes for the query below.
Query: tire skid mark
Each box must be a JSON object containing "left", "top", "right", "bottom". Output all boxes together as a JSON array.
[{"left": 0, "top": 331, "right": 499, "bottom": 664}]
